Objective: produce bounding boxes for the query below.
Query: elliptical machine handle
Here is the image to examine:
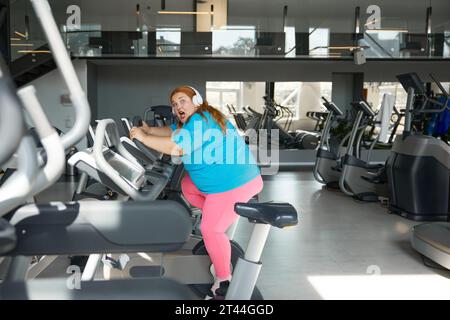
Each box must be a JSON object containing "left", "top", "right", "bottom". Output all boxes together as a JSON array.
[{"left": 132, "top": 138, "right": 160, "bottom": 163}]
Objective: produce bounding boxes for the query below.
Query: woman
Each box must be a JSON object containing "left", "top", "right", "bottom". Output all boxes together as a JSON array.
[{"left": 130, "top": 86, "right": 262, "bottom": 299}]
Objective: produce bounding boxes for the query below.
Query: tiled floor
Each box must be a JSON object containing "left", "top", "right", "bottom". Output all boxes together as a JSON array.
[
  {"left": 32, "top": 169, "right": 450, "bottom": 299},
  {"left": 232, "top": 169, "right": 450, "bottom": 299}
]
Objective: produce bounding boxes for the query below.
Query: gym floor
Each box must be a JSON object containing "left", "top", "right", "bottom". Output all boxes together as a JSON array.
[
  {"left": 235, "top": 169, "right": 450, "bottom": 300},
  {"left": 36, "top": 169, "right": 450, "bottom": 300}
]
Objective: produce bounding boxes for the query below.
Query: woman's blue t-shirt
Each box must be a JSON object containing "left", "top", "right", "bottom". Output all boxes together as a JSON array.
[{"left": 170, "top": 111, "right": 260, "bottom": 194}]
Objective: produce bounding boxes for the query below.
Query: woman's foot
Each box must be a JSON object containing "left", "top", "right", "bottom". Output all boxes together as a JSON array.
[
  {"left": 205, "top": 276, "right": 232, "bottom": 300},
  {"left": 205, "top": 280, "right": 230, "bottom": 300}
]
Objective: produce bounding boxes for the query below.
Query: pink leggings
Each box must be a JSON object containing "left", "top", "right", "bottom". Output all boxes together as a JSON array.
[{"left": 181, "top": 174, "right": 263, "bottom": 279}]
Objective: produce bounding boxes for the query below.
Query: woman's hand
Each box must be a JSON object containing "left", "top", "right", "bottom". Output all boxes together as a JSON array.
[
  {"left": 129, "top": 127, "right": 183, "bottom": 156},
  {"left": 141, "top": 121, "right": 153, "bottom": 134},
  {"left": 130, "top": 126, "right": 146, "bottom": 141}
]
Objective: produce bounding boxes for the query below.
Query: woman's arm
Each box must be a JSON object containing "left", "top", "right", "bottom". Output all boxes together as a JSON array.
[
  {"left": 141, "top": 122, "right": 174, "bottom": 137},
  {"left": 130, "top": 127, "right": 183, "bottom": 156}
]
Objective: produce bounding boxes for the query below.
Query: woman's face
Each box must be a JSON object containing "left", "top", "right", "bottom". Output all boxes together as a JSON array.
[{"left": 171, "top": 92, "right": 197, "bottom": 123}]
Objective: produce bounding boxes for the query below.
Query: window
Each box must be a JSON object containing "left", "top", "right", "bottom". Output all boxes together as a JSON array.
[
  {"left": 206, "top": 81, "right": 331, "bottom": 131},
  {"left": 156, "top": 28, "right": 181, "bottom": 56},
  {"left": 440, "top": 83, "right": 450, "bottom": 95},
  {"left": 284, "top": 26, "right": 296, "bottom": 58},
  {"left": 309, "top": 28, "right": 330, "bottom": 56},
  {"left": 363, "top": 30, "right": 401, "bottom": 58},
  {"left": 212, "top": 26, "right": 256, "bottom": 56},
  {"left": 274, "top": 82, "right": 301, "bottom": 120},
  {"left": 364, "top": 82, "right": 408, "bottom": 111},
  {"left": 320, "top": 82, "right": 332, "bottom": 102},
  {"left": 364, "top": 82, "right": 409, "bottom": 137},
  {"left": 206, "top": 82, "right": 242, "bottom": 113},
  {"left": 274, "top": 82, "right": 332, "bottom": 121},
  {"left": 444, "top": 31, "right": 450, "bottom": 58}
]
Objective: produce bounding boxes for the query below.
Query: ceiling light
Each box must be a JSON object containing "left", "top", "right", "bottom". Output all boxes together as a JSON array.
[
  {"left": 311, "top": 53, "right": 343, "bottom": 57},
  {"left": 328, "top": 46, "right": 363, "bottom": 50},
  {"left": 14, "top": 31, "right": 28, "bottom": 38},
  {"left": 157, "top": 11, "right": 213, "bottom": 15},
  {"left": 17, "top": 50, "right": 51, "bottom": 54},
  {"left": 310, "top": 46, "right": 368, "bottom": 52},
  {"left": 365, "top": 29, "right": 408, "bottom": 33},
  {"left": 11, "top": 43, "right": 34, "bottom": 47},
  {"left": 364, "top": 20, "right": 378, "bottom": 27}
]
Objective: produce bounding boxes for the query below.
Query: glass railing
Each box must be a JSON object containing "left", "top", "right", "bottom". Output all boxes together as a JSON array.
[
  {"left": 60, "top": 28, "right": 450, "bottom": 60},
  {"left": 7, "top": 0, "right": 450, "bottom": 62}
]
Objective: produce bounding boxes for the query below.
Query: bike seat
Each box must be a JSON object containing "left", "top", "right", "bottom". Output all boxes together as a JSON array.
[{"left": 234, "top": 202, "right": 298, "bottom": 229}]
